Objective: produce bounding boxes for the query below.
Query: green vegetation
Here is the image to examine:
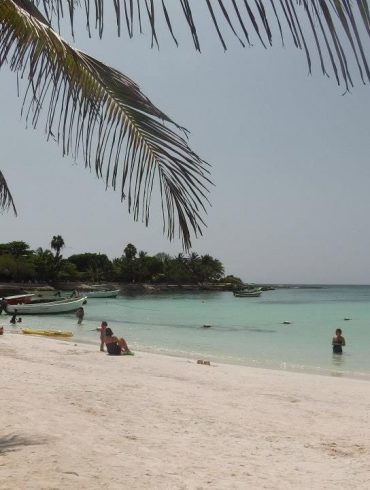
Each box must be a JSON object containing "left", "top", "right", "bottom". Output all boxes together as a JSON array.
[{"left": 0, "top": 238, "right": 233, "bottom": 285}]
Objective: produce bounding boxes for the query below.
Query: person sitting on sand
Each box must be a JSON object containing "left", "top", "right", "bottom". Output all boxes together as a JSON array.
[
  {"left": 332, "top": 328, "right": 346, "bottom": 355},
  {"left": 104, "top": 327, "right": 132, "bottom": 356}
]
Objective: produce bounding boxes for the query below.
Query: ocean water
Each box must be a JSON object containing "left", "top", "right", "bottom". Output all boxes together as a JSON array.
[{"left": 6, "top": 286, "right": 370, "bottom": 379}]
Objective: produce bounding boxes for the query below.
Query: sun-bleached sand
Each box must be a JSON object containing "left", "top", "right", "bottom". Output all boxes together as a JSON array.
[{"left": 0, "top": 332, "right": 369, "bottom": 490}]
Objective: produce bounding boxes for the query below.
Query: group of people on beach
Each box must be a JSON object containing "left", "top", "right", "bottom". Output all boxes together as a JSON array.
[
  {"left": 95, "top": 323, "right": 345, "bottom": 357},
  {"left": 1, "top": 299, "right": 346, "bottom": 358},
  {"left": 71, "top": 307, "right": 131, "bottom": 355}
]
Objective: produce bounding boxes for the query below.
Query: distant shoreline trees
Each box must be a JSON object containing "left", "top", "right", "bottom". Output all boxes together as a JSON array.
[{"left": 0, "top": 239, "right": 242, "bottom": 285}]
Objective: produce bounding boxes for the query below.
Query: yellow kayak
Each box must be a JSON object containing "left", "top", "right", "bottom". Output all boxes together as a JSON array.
[{"left": 21, "top": 328, "right": 73, "bottom": 337}]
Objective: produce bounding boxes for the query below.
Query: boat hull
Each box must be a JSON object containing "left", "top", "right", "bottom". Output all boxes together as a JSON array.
[
  {"left": 5, "top": 296, "right": 87, "bottom": 315},
  {"left": 85, "top": 289, "right": 120, "bottom": 298},
  {"left": 233, "top": 291, "right": 262, "bottom": 297},
  {"left": 4, "top": 294, "right": 34, "bottom": 305}
]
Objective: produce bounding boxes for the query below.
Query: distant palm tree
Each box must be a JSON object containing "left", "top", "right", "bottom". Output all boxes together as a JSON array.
[
  {"left": 1, "top": 2, "right": 369, "bottom": 248},
  {"left": 124, "top": 243, "right": 137, "bottom": 260},
  {"left": 51, "top": 235, "right": 65, "bottom": 261},
  {"left": 34, "top": 247, "right": 55, "bottom": 280}
]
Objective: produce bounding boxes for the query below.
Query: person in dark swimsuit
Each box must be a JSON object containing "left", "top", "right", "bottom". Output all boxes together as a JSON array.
[
  {"left": 104, "top": 327, "right": 132, "bottom": 356},
  {"left": 76, "top": 307, "right": 84, "bottom": 325},
  {"left": 0, "top": 298, "right": 7, "bottom": 315},
  {"left": 10, "top": 309, "right": 18, "bottom": 324},
  {"left": 332, "top": 328, "right": 346, "bottom": 354}
]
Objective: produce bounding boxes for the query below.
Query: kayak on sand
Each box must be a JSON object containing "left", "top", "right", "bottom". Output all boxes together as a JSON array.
[{"left": 21, "top": 328, "right": 73, "bottom": 337}]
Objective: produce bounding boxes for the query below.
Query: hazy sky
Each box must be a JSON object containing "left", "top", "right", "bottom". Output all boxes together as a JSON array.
[{"left": 1, "top": 3, "right": 370, "bottom": 284}]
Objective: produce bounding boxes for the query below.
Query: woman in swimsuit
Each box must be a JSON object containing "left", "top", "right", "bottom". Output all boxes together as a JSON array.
[
  {"left": 104, "top": 327, "right": 132, "bottom": 356},
  {"left": 332, "top": 328, "right": 346, "bottom": 354}
]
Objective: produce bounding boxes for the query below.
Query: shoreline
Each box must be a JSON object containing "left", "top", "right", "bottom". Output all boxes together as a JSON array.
[
  {"left": 116, "top": 344, "right": 370, "bottom": 382},
  {"left": 1, "top": 333, "right": 369, "bottom": 489},
  {"left": 61, "top": 334, "right": 370, "bottom": 382},
  {"left": 4, "top": 281, "right": 367, "bottom": 296},
  {"left": 4, "top": 327, "right": 370, "bottom": 382},
  {"left": 0, "top": 281, "right": 238, "bottom": 294}
]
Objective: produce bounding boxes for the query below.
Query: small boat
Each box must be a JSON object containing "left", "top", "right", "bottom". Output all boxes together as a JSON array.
[
  {"left": 5, "top": 296, "right": 87, "bottom": 315},
  {"left": 84, "top": 289, "right": 120, "bottom": 298},
  {"left": 22, "top": 328, "right": 73, "bottom": 337},
  {"left": 233, "top": 289, "right": 262, "bottom": 298},
  {"left": 3, "top": 294, "right": 34, "bottom": 305}
]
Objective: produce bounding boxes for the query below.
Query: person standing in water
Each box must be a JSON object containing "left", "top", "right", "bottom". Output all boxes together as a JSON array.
[
  {"left": 76, "top": 307, "right": 84, "bottom": 325},
  {"left": 332, "top": 328, "right": 346, "bottom": 354},
  {"left": 0, "top": 298, "right": 7, "bottom": 315},
  {"left": 10, "top": 309, "right": 18, "bottom": 324}
]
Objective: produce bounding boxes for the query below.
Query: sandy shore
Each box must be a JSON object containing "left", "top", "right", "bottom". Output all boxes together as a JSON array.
[{"left": 0, "top": 332, "right": 369, "bottom": 489}]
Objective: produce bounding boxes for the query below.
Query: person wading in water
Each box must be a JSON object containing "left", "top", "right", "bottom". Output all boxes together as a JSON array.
[{"left": 332, "top": 328, "right": 346, "bottom": 355}]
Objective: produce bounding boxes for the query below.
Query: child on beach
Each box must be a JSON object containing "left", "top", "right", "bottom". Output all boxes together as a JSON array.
[
  {"left": 332, "top": 328, "right": 346, "bottom": 354},
  {"left": 96, "top": 321, "right": 108, "bottom": 352}
]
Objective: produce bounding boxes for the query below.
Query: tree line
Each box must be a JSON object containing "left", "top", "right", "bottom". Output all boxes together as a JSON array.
[{"left": 0, "top": 238, "right": 241, "bottom": 285}]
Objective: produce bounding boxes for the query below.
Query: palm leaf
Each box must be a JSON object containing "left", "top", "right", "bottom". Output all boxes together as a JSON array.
[
  {"left": 0, "top": 170, "right": 17, "bottom": 216},
  {"left": 35, "top": 0, "right": 370, "bottom": 90},
  {"left": 0, "top": 0, "right": 211, "bottom": 249}
]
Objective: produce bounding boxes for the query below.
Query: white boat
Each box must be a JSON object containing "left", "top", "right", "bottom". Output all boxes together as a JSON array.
[
  {"left": 233, "top": 289, "right": 262, "bottom": 298},
  {"left": 5, "top": 296, "right": 87, "bottom": 315},
  {"left": 3, "top": 294, "right": 35, "bottom": 304},
  {"left": 84, "top": 289, "right": 120, "bottom": 298}
]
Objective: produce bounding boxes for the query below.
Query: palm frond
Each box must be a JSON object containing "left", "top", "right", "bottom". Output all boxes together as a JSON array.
[
  {"left": 34, "top": 1, "right": 370, "bottom": 90},
  {"left": 0, "top": 0, "right": 211, "bottom": 249},
  {"left": 0, "top": 170, "right": 17, "bottom": 216}
]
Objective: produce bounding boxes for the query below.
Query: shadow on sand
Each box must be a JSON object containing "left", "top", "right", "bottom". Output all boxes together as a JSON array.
[{"left": 0, "top": 434, "right": 47, "bottom": 455}]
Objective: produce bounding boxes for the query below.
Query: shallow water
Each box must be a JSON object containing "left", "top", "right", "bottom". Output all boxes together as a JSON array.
[{"left": 5, "top": 286, "right": 370, "bottom": 378}]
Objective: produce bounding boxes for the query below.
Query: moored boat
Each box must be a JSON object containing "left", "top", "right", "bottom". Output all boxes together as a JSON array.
[
  {"left": 22, "top": 328, "right": 73, "bottom": 337},
  {"left": 5, "top": 296, "right": 87, "bottom": 315},
  {"left": 3, "top": 294, "right": 34, "bottom": 305},
  {"left": 233, "top": 289, "right": 262, "bottom": 298},
  {"left": 84, "top": 289, "right": 120, "bottom": 298}
]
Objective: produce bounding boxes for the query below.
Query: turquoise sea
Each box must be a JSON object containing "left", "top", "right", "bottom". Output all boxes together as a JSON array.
[{"left": 6, "top": 286, "right": 370, "bottom": 379}]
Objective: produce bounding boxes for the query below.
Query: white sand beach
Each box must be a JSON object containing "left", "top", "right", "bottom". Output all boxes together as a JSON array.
[{"left": 0, "top": 332, "right": 369, "bottom": 490}]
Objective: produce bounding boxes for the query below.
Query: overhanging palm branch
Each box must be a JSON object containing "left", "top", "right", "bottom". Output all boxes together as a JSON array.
[
  {"left": 37, "top": 1, "right": 370, "bottom": 90},
  {"left": 0, "top": 170, "right": 17, "bottom": 216},
  {"left": 0, "top": 0, "right": 211, "bottom": 249},
  {"left": 0, "top": 2, "right": 369, "bottom": 250}
]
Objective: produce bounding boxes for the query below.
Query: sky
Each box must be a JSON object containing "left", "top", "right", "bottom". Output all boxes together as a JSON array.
[{"left": 1, "top": 2, "right": 370, "bottom": 284}]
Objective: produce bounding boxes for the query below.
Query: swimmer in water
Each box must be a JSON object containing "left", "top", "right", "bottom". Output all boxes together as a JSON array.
[{"left": 332, "top": 328, "right": 346, "bottom": 355}]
